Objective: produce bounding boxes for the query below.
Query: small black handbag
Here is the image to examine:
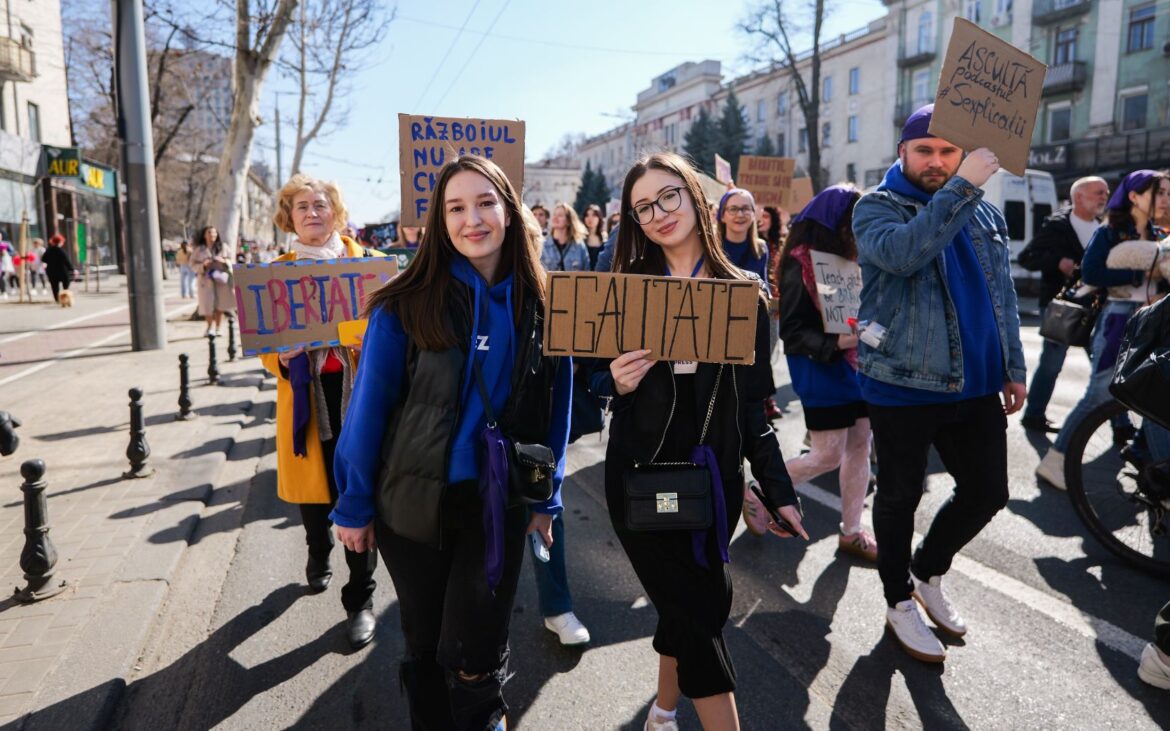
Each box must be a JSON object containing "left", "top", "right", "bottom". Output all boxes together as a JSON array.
[
  {"left": 472, "top": 358, "right": 556, "bottom": 504},
  {"left": 1039, "top": 284, "right": 1104, "bottom": 348},
  {"left": 623, "top": 365, "right": 722, "bottom": 532}
]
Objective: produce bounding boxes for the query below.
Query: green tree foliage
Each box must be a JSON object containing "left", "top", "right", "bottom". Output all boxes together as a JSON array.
[
  {"left": 574, "top": 162, "right": 610, "bottom": 217},
  {"left": 718, "top": 88, "right": 750, "bottom": 180},
  {"left": 683, "top": 106, "right": 718, "bottom": 178},
  {"left": 754, "top": 134, "right": 776, "bottom": 156}
]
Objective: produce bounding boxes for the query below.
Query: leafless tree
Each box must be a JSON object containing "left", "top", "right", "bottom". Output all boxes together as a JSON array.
[
  {"left": 285, "top": 0, "right": 393, "bottom": 175},
  {"left": 739, "top": 0, "right": 829, "bottom": 192}
]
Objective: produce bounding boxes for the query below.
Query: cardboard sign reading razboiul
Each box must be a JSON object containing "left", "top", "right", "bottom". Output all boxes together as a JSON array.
[
  {"left": 929, "top": 18, "right": 1047, "bottom": 176},
  {"left": 543, "top": 272, "right": 758, "bottom": 365},
  {"left": 737, "top": 155, "right": 796, "bottom": 208},
  {"left": 714, "top": 154, "right": 732, "bottom": 185},
  {"left": 398, "top": 114, "right": 525, "bottom": 227},
  {"left": 233, "top": 257, "right": 399, "bottom": 356},
  {"left": 809, "top": 251, "right": 862, "bottom": 335}
]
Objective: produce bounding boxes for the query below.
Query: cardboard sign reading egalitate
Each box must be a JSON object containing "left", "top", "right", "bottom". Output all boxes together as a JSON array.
[
  {"left": 809, "top": 251, "right": 862, "bottom": 335},
  {"left": 398, "top": 114, "right": 525, "bottom": 227},
  {"left": 929, "top": 18, "right": 1046, "bottom": 176},
  {"left": 233, "top": 257, "right": 399, "bottom": 356},
  {"left": 543, "top": 272, "right": 759, "bottom": 364},
  {"left": 737, "top": 155, "right": 796, "bottom": 208}
]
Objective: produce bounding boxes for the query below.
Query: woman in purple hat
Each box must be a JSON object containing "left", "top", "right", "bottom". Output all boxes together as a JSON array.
[
  {"left": 757, "top": 185, "right": 877, "bottom": 560},
  {"left": 1036, "top": 169, "right": 1170, "bottom": 489}
]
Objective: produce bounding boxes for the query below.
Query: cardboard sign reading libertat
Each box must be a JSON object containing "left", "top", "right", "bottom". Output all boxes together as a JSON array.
[
  {"left": 543, "top": 272, "right": 759, "bottom": 364},
  {"left": 737, "top": 156, "right": 796, "bottom": 208},
  {"left": 929, "top": 18, "right": 1046, "bottom": 176},
  {"left": 809, "top": 251, "right": 862, "bottom": 335},
  {"left": 233, "top": 257, "right": 399, "bottom": 356},
  {"left": 398, "top": 114, "right": 526, "bottom": 227},
  {"left": 714, "top": 154, "right": 732, "bottom": 185}
]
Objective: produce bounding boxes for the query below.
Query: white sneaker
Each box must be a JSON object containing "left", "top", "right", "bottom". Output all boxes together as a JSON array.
[
  {"left": 1138, "top": 643, "right": 1170, "bottom": 689},
  {"left": 912, "top": 573, "right": 967, "bottom": 637},
  {"left": 1036, "top": 448, "right": 1066, "bottom": 490},
  {"left": 644, "top": 717, "right": 679, "bottom": 731},
  {"left": 544, "top": 611, "right": 590, "bottom": 646},
  {"left": 886, "top": 599, "right": 946, "bottom": 663}
]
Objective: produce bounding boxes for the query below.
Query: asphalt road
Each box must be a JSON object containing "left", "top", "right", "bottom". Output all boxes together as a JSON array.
[{"left": 112, "top": 316, "right": 1170, "bottom": 730}]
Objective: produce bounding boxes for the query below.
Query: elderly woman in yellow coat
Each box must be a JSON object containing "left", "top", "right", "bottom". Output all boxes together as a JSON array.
[{"left": 260, "top": 173, "right": 382, "bottom": 649}]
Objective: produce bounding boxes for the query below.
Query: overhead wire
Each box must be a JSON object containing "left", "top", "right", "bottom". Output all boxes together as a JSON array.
[
  {"left": 430, "top": 0, "right": 514, "bottom": 110},
  {"left": 411, "top": 0, "right": 484, "bottom": 111}
]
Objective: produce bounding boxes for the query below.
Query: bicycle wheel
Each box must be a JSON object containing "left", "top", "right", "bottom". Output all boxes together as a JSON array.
[{"left": 1064, "top": 400, "right": 1170, "bottom": 577}]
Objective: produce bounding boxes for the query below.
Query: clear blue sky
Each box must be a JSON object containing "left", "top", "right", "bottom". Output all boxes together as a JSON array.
[{"left": 259, "top": 0, "right": 887, "bottom": 223}]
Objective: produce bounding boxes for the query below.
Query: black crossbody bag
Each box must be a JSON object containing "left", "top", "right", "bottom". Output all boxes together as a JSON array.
[
  {"left": 472, "top": 357, "right": 557, "bottom": 504},
  {"left": 1039, "top": 284, "right": 1105, "bottom": 348},
  {"left": 623, "top": 365, "right": 722, "bottom": 532}
]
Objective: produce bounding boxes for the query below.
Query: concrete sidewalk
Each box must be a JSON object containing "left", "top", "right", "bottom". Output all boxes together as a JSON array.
[{"left": 0, "top": 275, "right": 276, "bottom": 728}]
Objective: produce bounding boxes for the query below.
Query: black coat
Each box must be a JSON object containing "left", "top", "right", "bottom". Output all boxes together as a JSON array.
[
  {"left": 778, "top": 256, "right": 843, "bottom": 364},
  {"left": 1017, "top": 208, "right": 1094, "bottom": 309},
  {"left": 41, "top": 245, "right": 73, "bottom": 281}
]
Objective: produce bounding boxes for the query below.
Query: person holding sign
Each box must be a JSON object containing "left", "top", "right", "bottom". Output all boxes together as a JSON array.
[
  {"left": 852, "top": 104, "right": 1026, "bottom": 664},
  {"left": 766, "top": 185, "right": 876, "bottom": 562},
  {"left": 540, "top": 202, "right": 591, "bottom": 273},
  {"left": 599, "top": 152, "right": 805, "bottom": 731},
  {"left": 331, "top": 156, "right": 572, "bottom": 731},
  {"left": 259, "top": 174, "right": 383, "bottom": 651}
]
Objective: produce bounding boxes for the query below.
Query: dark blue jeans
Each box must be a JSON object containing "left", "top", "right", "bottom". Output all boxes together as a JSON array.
[
  {"left": 531, "top": 512, "right": 574, "bottom": 617},
  {"left": 1024, "top": 337, "right": 1089, "bottom": 421}
]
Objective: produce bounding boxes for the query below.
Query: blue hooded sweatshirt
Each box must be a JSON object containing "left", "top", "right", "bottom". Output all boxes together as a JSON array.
[
  {"left": 859, "top": 162, "right": 1004, "bottom": 406},
  {"left": 330, "top": 256, "right": 572, "bottom": 528}
]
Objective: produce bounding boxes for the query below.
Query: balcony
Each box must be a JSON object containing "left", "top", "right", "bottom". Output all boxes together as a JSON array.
[
  {"left": 1032, "top": 0, "right": 1092, "bottom": 26},
  {"left": 0, "top": 37, "right": 35, "bottom": 83},
  {"left": 1027, "top": 127, "right": 1170, "bottom": 175},
  {"left": 1042, "top": 61, "right": 1088, "bottom": 96},
  {"left": 897, "top": 47, "right": 936, "bottom": 68},
  {"left": 894, "top": 100, "right": 932, "bottom": 128}
]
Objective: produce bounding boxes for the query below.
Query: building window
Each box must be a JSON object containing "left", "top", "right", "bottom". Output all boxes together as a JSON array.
[
  {"left": 822, "top": 122, "right": 831, "bottom": 147},
  {"left": 964, "top": 0, "right": 981, "bottom": 23},
  {"left": 823, "top": 75, "right": 832, "bottom": 102},
  {"left": 849, "top": 67, "right": 860, "bottom": 95},
  {"left": 1054, "top": 28, "right": 1077, "bottom": 65},
  {"left": 757, "top": 99, "right": 766, "bottom": 123},
  {"left": 917, "top": 11, "right": 934, "bottom": 55},
  {"left": 798, "top": 128, "right": 808, "bottom": 153},
  {"left": 1048, "top": 106, "right": 1071, "bottom": 142},
  {"left": 1127, "top": 4, "right": 1155, "bottom": 52},
  {"left": 777, "top": 91, "right": 788, "bottom": 116},
  {"left": 846, "top": 163, "right": 857, "bottom": 183},
  {"left": 27, "top": 102, "right": 39, "bottom": 142},
  {"left": 1122, "top": 93, "right": 1148, "bottom": 130},
  {"left": 848, "top": 115, "right": 859, "bottom": 142},
  {"left": 995, "top": 0, "right": 1012, "bottom": 13},
  {"left": 777, "top": 132, "right": 786, "bottom": 156},
  {"left": 912, "top": 69, "right": 931, "bottom": 104}
]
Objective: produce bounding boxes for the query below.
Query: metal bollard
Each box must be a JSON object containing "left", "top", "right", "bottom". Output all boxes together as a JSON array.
[
  {"left": 226, "top": 312, "right": 238, "bottom": 362},
  {"left": 123, "top": 387, "right": 155, "bottom": 479},
  {"left": 14, "top": 460, "right": 66, "bottom": 603},
  {"left": 207, "top": 332, "right": 220, "bottom": 385},
  {"left": 177, "top": 353, "right": 193, "bottom": 420}
]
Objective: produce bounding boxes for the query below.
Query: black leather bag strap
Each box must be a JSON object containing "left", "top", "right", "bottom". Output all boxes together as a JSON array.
[{"left": 471, "top": 356, "right": 498, "bottom": 427}]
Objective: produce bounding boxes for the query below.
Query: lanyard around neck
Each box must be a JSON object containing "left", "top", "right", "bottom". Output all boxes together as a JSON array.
[{"left": 664, "top": 255, "right": 705, "bottom": 278}]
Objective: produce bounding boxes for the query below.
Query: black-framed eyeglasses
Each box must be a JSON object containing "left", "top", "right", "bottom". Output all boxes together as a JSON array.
[
  {"left": 724, "top": 205, "right": 755, "bottom": 217},
  {"left": 629, "top": 186, "right": 684, "bottom": 225}
]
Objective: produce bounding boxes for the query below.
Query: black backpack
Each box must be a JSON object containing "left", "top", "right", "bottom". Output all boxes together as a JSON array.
[{"left": 1110, "top": 296, "right": 1170, "bottom": 430}]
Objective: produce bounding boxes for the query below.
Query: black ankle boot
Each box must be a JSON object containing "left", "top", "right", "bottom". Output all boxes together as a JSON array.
[{"left": 306, "top": 554, "right": 332, "bottom": 592}]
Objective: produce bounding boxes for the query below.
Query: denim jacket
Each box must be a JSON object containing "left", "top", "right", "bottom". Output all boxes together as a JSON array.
[{"left": 852, "top": 175, "right": 1026, "bottom": 392}]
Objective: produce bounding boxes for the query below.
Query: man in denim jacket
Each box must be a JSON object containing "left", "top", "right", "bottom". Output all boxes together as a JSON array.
[{"left": 852, "top": 105, "right": 1027, "bottom": 664}]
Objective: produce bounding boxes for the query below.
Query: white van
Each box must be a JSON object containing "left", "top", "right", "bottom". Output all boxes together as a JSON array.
[{"left": 979, "top": 168, "right": 1059, "bottom": 290}]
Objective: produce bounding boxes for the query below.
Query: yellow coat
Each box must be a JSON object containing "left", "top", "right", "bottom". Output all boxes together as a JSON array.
[{"left": 259, "top": 236, "right": 384, "bottom": 504}]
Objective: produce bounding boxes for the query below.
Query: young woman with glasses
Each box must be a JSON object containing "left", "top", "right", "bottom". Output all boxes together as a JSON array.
[{"left": 598, "top": 152, "right": 806, "bottom": 731}]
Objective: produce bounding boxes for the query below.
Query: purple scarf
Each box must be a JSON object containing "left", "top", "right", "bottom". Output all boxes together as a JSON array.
[
  {"left": 690, "top": 444, "right": 729, "bottom": 569},
  {"left": 289, "top": 353, "right": 312, "bottom": 457},
  {"left": 480, "top": 424, "right": 511, "bottom": 591}
]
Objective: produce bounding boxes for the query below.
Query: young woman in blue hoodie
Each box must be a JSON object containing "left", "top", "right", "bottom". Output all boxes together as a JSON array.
[
  {"left": 602, "top": 152, "right": 806, "bottom": 731},
  {"left": 332, "top": 155, "right": 572, "bottom": 731},
  {"left": 769, "top": 185, "right": 877, "bottom": 562}
]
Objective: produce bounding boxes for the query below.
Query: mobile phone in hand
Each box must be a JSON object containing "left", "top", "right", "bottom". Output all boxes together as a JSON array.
[
  {"left": 750, "top": 483, "right": 801, "bottom": 536},
  {"left": 531, "top": 532, "right": 550, "bottom": 562}
]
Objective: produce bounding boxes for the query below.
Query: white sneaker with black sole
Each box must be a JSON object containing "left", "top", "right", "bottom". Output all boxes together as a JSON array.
[
  {"left": 1138, "top": 643, "right": 1170, "bottom": 689},
  {"left": 886, "top": 599, "right": 946, "bottom": 663},
  {"left": 1036, "top": 448, "right": 1066, "bottom": 490},
  {"left": 912, "top": 573, "right": 967, "bottom": 637},
  {"left": 544, "top": 611, "right": 590, "bottom": 646}
]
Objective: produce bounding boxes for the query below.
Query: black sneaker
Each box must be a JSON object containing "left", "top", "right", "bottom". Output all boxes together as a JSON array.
[{"left": 1020, "top": 415, "right": 1059, "bottom": 433}]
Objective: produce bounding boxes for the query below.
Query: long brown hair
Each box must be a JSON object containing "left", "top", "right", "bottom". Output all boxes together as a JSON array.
[
  {"left": 1107, "top": 172, "right": 1169, "bottom": 234},
  {"left": 583, "top": 203, "right": 606, "bottom": 239},
  {"left": 364, "top": 155, "right": 547, "bottom": 351},
  {"left": 613, "top": 152, "right": 745, "bottom": 282}
]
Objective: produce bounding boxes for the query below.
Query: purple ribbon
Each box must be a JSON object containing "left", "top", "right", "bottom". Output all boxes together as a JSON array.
[
  {"left": 479, "top": 424, "right": 511, "bottom": 591},
  {"left": 288, "top": 353, "right": 312, "bottom": 457},
  {"left": 690, "top": 444, "right": 729, "bottom": 569}
]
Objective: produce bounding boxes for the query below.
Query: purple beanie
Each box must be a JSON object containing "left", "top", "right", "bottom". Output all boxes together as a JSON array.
[
  {"left": 1107, "top": 169, "right": 1161, "bottom": 211},
  {"left": 791, "top": 185, "right": 860, "bottom": 232},
  {"left": 900, "top": 104, "right": 936, "bottom": 144}
]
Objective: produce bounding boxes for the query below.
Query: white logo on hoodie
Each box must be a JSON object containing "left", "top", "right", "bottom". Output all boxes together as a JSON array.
[{"left": 476, "top": 335, "right": 490, "bottom": 351}]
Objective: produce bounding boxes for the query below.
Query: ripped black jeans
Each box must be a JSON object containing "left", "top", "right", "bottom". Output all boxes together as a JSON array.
[{"left": 377, "top": 481, "right": 528, "bottom": 731}]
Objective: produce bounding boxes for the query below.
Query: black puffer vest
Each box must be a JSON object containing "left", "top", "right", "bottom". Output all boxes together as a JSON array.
[{"left": 377, "top": 282, "right": 560, "bottom": 546}]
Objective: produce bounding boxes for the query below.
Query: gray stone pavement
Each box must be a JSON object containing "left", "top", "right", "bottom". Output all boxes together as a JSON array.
[{"left": 0, "top": 273, "right": 275, "bottom": 728}]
